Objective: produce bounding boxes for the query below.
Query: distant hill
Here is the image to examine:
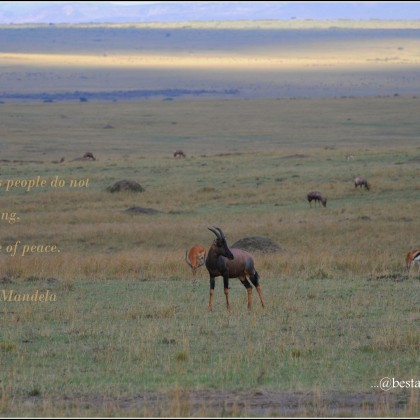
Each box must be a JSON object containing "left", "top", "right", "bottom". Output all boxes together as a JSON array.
[{"left": 0, "top": 1, "right": 419, "bottom": 24}]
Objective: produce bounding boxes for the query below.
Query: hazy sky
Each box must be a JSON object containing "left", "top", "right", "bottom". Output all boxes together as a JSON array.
[{"left": 1, "top": 1, "right": 420, "bottom": 23}]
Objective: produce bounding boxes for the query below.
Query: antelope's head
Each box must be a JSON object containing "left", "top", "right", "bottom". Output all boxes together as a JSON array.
[{"left": 208, "top": 227, "right": 234, "bottom": 260}]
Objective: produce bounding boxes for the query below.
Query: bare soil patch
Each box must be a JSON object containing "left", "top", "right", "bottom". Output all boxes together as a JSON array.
[{"left": 16, "top": 390, "right": 416, "bottom": 417}]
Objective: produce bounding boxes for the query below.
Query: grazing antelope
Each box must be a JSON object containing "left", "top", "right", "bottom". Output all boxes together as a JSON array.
[
  {"left": 307, "top": 191, "right": 327, "bottom": 207},
  {"left": 405, "top": 249, "right": 420, "bottom": 272},
  {"left": 205, "top": 226, "right": 265, "bottom": 311},
  {"left": 185, "top": 244, "right": 207, "bottom": 278},
  {"left": 354, "top": 176, "right": 370, "bottom": 190}
]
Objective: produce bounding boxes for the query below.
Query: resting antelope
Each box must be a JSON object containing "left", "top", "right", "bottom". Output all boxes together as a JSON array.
[
  {"left": 185, "top": 244, "right": 207, "bottom": 281},
  {"left": 405, "top": 249, "right": 420, "bottom": 272},
  {"left": 205, "top": 226, "right": 264, "bottom": 311},
  {"left": 354, "top": 176, "right": 370, "bottom": 190},
  {"left": 307, "top": 191, "right": 327, "bottom": 207}
]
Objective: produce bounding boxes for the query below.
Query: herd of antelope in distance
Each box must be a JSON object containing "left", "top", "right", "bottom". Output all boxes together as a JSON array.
[
  {"left": 307, "top": 176, "right": 370, "bottom": 208},
  {"left": 184, "top": 173, "right": 419, "bottom": 311}
]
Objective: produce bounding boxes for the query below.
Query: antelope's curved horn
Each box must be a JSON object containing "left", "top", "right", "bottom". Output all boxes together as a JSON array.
[
  {"left": 214, "top": 227, "right": 226, "bottom": 239},
  {"left": 208, "top": 227, "right": 222, "bottom": 239}
]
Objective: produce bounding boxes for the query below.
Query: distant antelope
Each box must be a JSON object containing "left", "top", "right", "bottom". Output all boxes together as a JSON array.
[
  {"left": 174, "top": 150, "right": 186, "bottom": 158},
  {"left": 185, "top": 244, "right": 207, "bottom": 280},
  {"left": 205, "top": 226, "right": 264, "bottom": 311},
  {"left": 307, "top": 191, "right": 327, "bottom": 208},
  {"left": 405, "top": 249, "right": 420, "bottom": 272},
  {"left": 354, "top": 176, "right": 370, "bottom": 190}
]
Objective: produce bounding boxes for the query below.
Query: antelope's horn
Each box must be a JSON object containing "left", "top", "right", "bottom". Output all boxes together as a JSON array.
[
  {"left": 208, "top": 227, "right": 222, "bottom": 239},
  {"left": 214, "top": 226, "right": 226, "bottom": 240}
]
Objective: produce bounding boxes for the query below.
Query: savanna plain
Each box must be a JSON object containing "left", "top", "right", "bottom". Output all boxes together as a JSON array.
[{"left": 0, "top": 21, "right": 419, "bottom": 417}]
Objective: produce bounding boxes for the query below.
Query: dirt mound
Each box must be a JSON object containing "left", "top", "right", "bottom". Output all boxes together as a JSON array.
[
  {"left": 124, "top": 206, "right": 160, "bottom": 215},
  {"left": 70, "top": 152, "right": 96, "bottom": 162},
  {"left": 107, "top": 180, "right": 145, "bottom": 193},
  {"left": 231, "top": 236, "right": 283, "bottom": 254}
]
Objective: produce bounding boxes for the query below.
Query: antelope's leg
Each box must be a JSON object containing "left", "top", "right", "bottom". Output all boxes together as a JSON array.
[
  {"left": 240, "top": 276, "right": 253, "bottom": 310},
  {"left": 250, "top": 273, "right": 265, "bottom": 308},
  {"left": 256, "top": 285, "right": 265, "bottom": 308},
  {"left": 209, "top": 277, "right": 215, "bottom": 311},
  {"left": 223, "top": 275, "right": 230, "bottom": 311}
]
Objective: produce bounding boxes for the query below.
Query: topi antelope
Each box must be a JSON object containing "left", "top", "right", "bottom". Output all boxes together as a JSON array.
[
  {"left": 185, "top": 244, "right": 207, "bottom": 280},
  {"left": 307, "top": 191, "right": 327, "bottom": 208},
  {"left": 354, "top": 176, "right": 370, "bottom": 190},
  {"left": 405, "top": 249, "right": 420, "bottom": 272},
  {"left": 205, "top": 226, "right": 265, "bottom": 311}
]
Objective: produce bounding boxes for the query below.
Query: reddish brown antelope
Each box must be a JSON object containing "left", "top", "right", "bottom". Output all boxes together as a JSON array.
[
  {"left": 185, "top": 244, "right": 207, "bottom": 277},
  {"left": 405, "top": 249, "right": 420, "bottom": 272},
  {"left": 354, "top": 176, "right": 370, "bottom": 190},
  {"left": 307, "top": 191, "right": 327, "bottom": 207},
  {"left": 205, "top": 227, "right": 265, "bottom": 311}
]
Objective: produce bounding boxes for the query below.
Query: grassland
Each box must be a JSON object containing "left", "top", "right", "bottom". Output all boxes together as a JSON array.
[
  {"left": 0, "top": 20, "right": 419, "bottom": 416},
  {"left": 0, "top": 96, "right": 419, "bottom": 416}
]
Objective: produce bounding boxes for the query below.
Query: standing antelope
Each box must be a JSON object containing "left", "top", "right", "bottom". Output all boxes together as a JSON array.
[
  {"left": 354, "top": 176, "right": 370, "bottom": 190},
  {"left": 185, "top": 244, "right": 207, "bottom": 279},
  {"left": 205, "top": 226, "right": 265, "bottom": 311},
  {"left": 307, "top": 191, "right": 327, "bottom": 207},
  {"left": 405, "top": 249, "right": 420, "bottom": 272}
]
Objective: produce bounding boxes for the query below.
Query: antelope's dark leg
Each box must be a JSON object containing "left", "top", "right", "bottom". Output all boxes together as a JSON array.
[
  {"left": 250, "top": 271, "right": 265, "bottom": 308},
  {"left": 209, "top": 276, "right": 215, "bottom": 311},
  {"left": 223, "top": 274, "right": 230, "bottom": 311},
  {"left": 239, "top": 276, "right": 253, "bottom": 310}
]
